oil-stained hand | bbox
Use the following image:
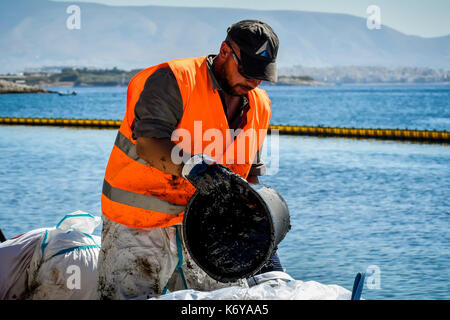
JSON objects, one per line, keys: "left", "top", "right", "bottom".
{"left": 181, "top": 154, "right": 248, "bottom": 197}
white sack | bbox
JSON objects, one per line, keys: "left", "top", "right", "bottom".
{"left": 0, "top": 211, "right": 101, "bottom": 300}
{"left": 150, "top": 271, "right": 352, "bottom": 300}
{"left": 0, "top": 228, "right": 48, "bottom": 299}
{"left": 27, "top": 211, "right": 101, "bottom": 300}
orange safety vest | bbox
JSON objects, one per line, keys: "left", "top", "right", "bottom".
{"left": 101, "top": 56, "right": 271, "bottom": 229}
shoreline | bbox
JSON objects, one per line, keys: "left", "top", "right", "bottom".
{"left": 0, "top": 79, "right": 50, "bottom": 94}
{"left": 331, "top": 81, "right": 450, "bottom": 86}
{"left": 0, "top": 80, "right": 77, "bottom": 95}
{"left": 2, "top": 80, "right": 449, "bottom": 93}
{"left": 43, "top": 81, "right": 450, "bottom": 88}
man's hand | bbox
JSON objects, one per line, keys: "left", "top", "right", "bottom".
{"left": 182, "top": 154, "right": 248, "bottom": 195}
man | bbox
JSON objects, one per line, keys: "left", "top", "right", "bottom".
{"left": 98, "top": 20, "right": 282, "bottom": 300}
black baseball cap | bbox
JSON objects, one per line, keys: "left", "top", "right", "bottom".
{"left": 227, "top": 20, "right": 279, "bottom": 83}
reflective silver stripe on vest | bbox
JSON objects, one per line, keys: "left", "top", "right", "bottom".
{"left": 114, "top": 131, "right": 148, "bottom": 165}
{"left": 102, "top": 180, "right": 185, "bottom": 215}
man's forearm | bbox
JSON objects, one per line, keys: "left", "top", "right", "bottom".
{"left": 136, "top": 136, "right": 260, "bottom": 183}
{"left": 136, "top": 136, "right": 185, "bottom": 177}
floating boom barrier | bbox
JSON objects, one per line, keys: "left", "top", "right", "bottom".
{"left": 0, "top": 117, "right": 448, "bottom": 144}
{"left": 0, "top": 117, "right": 122, "bottom": 128}
{"left": 268, "top": 124, "right": 449, "bottom": 143}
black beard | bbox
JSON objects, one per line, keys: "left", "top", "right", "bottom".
{"left": 216, "top": 71, "right": 236, "bottom": 95}
{"left": 213, "top": 61, "right": 243, "bottom": 96}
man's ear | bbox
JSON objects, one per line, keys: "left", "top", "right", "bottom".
{"left": 219, "top": 41, "right": 229, "bottom": 58}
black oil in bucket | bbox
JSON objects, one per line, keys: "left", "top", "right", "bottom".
{"left": 183, "top": 183, "right": 290, "bottom": 283}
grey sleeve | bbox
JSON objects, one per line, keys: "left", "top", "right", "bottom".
{"left": 248, "top": 146, "right": 267, "bottom": 177}
{"left": 132, "top": 67, "right": 183, "bottom": 140}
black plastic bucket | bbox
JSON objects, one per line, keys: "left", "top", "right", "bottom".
{"left": 182, "top": 184, "right": 291, "bottom": 283}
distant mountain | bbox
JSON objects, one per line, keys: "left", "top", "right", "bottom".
{"left": 1, "top": 0, "right": 449, "bottom": 74}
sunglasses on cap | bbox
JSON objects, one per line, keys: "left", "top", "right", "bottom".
{"left": 225, "top": 41, "right": 252, "bottom": 79}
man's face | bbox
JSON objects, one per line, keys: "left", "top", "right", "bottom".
{"left": 221, "top": 41, "right": 262, "bottom": 96}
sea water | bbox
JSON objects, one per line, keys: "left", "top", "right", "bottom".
{"left": 0, "top": 84, "right": 448, "bottom": 299}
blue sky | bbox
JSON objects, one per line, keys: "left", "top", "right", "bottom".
{"left": 54, "top": 0, "right": 450, "bottom": 38}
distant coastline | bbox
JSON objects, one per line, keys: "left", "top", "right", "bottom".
{"left": 279, "top": 65, "right": 450, "bottom": 85}
{"left": 0, "top": 79, "right": 50, "bottom": 94}
{"left": 1, "top": 66, "right": 449, "bottom": 90}
{"left": 0, "top": 67, "right": 140, "bottom": 89}
{"left": 0, "top": 79, "right": 77, "bottom": 95}
{"left": 270, "top": 75, "right": 326, "bottom": 86}
{"left": 0, "top": 67, "right": 326, "bottom": 88}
